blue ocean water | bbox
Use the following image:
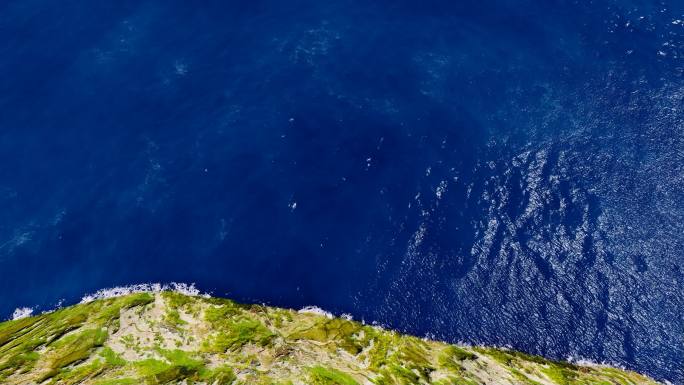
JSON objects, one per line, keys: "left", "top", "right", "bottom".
{"left": 1, "top": 0, "right": 683, "bottom": 382}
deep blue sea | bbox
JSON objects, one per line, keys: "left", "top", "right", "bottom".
{"left": 1, "top": 0, "right": 683, "bottom": 382}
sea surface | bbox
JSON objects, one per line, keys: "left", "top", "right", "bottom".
{"left": 1, "top": 1, "right": 683, "bottom": 383}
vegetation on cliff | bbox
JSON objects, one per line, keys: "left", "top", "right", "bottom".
{"left": 0, "top": 292, "right": 659, "bottom": 385}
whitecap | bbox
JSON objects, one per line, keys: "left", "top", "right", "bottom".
{"left": 11, "top": 307, "right": 33, "bottom": 320}
{"left": 298, "top": 306, "right": 334, "bottom": 319}
{"left": 80, "top": 282, "right": 208, "bottom": 304}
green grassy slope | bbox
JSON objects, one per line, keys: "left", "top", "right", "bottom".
{"left": 0, "top": 292, "right": 660, "bottom": 385}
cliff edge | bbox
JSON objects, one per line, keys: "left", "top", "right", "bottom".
{"left": 0, "top": 292, "right": 660, "bottom": 385}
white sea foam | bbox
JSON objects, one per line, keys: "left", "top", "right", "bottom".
{"left": 80, "top": 282, "right": 208, "bottom": 304}
{"left": 573, "top": 357, "right": 633, "bottom": 371}
{"left": 11, "top": 307, "right": 33, "bottom": 320}
{"left": 298, "top": 306, "right": 334, "bottom": 319}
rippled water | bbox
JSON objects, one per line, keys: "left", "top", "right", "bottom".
{"left": 0, "top": 1, "right": 682, "bottom": 382}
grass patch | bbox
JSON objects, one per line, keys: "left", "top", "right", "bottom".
{"left": 164, "top": 309, "right": 187, "bottom": 327}
{"left": 309, "top": 366, "right": 360, "bottom": 385}
{"left": 203, "top": 318, "right": 274, "bottom": 352}
{"left": 438, "top": 346, "right": 478, "bottom": 374}
{"left": 204, "top": 304, "right": 242, "bottom": 324}
{"left": 289, "top": 317, "right": 363, "bottom": 354}
{"left": 93, "top": 379, "right": 138, "bottom": 385}
{"left": 199, "top": 364, "right": 236, "bottom": 385}
{"left": 99, "top": 347, "right": 126, "bottom": 367}
{"left": 45, "top": 328, "right": 108, "bottom": 371}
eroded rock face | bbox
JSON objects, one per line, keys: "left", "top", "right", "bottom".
{"left": 0, "top": 292, "right": 661, "bottom": 385}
